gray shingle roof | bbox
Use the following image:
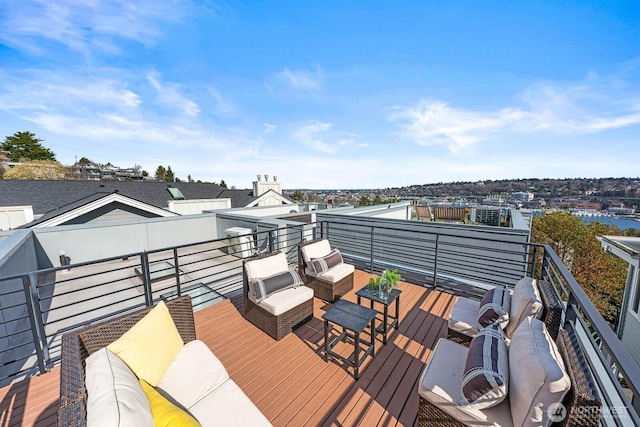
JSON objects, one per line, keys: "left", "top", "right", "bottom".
{"left": 0, "top": 180, "right": 257, "bottom": 214}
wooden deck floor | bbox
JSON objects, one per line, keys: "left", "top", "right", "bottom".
{"left": 0, "top": 270, "right": 456, "bottom": 426}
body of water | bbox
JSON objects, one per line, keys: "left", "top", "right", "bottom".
{"left": 581, "top": 216, "right": 640, "bottom": 231}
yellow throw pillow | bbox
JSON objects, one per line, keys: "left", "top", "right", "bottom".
{"left": 140, "top": 380, "right": 201, "bottom": 427}
{"left": 107, "top": 300, "right": 184, "bottom": 386}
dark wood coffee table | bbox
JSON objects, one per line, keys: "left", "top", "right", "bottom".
{"left": 322, "top": 299, "right": 377, "bottom": 379}
{"left": 356, "top": 286, "right": 401, "bottom": 344}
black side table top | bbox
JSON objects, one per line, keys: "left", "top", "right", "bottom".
{"left": 355, "top": 286, "right": 401, "bottom": 305}
{"left": 322, "top": 299, "right": 377, "bottom": 333}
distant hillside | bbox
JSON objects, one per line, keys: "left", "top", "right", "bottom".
{"left": 392, "top": 177, "right": 640, "bottom": 199}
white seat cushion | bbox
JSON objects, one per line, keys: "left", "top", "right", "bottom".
{"left": 300, "top": 240, "right": 332, "bottom": 263}
{"left": 245, "top": 252, "right": 288, "bottom": 281}
{"left": 157, "top": 340, "right": 229, "bottom": 409}
{"left": 317, "top": 262, "right": 354, "bottom": 283}
{"left": 254, "top": 285, "right": 314, "bottom": 316}
{"left": 418, "top": 338, "right": 514, "bottom": 427}
{"left": 448, "top": 297, "right": 481, "bottom": 337}
{"left": 509, "top": 317, "right": 570, "bottom": 427}
{"left": 189, "top": 379, "right": 273, "bottom": 426}
{"left": 85, "top": 348, "right": 154, "bottom": 427}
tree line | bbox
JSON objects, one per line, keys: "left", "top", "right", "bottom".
{"left": 0, "top": 131, "right": 227, "bottom": 186}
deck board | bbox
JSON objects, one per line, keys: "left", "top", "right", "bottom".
{"left": 0, "top": 269, "right": 456, "bottom": 426}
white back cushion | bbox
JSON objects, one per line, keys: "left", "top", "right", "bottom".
{"left": 157, "top": 340, "right": 229, "bottom": 409}
{"left": 245, "top": 252, "right": 288, "bottom": 281}
{"left": 509, "top": 317, "right": 570, "bottom": 427}
{"left": 301, "top": 240, "right": 332, "bottom": 263}
{"left": 85, "top": 348, "right": 154, "bottom": 427}
{"left": 506, "top": 277, "right": 542, "bottom": 338}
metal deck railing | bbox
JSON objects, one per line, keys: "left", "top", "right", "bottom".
{"left": 0, "top": 219, "right": 638, "bottom": 425}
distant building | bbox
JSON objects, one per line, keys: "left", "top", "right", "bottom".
{"left": 68, "top": 161, "right": 144, "bottom": 181}
{"left": 608, "top": 207, "right": 635, "bottom": 216}
{"left": 547, "top": 199, "right": 602, "bottom": 210}
{"left": 482, "top": 195, "right": 506, "bottom": 206}
{"left": 511, "top": 191, "right": 534, "bottom": 202}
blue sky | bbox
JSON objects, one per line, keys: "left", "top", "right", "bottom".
{"left": 1, "top": 1, "right": 639, "bottom": 189}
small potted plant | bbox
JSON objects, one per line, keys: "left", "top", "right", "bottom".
{"left": 367, "top": 269, "right": 401, "bottom": 300}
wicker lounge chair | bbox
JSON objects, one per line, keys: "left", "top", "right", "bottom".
{"left": 297, "top": 239, "right": 354, "bottom": 302}
{"left": 418, "top": 321, "right": 601, "bottom": 427}
{"left": 58, "top": 296, "right": 196, "bottom": 427}
{"left": 242, "top": 251, "right": 314, "bottom": 340}
{"left": 447, "top": 278, "right": 563, "bottom": 346}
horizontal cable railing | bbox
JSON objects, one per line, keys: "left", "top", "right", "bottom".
{"left": 0, "top": 218, "right": 638, "bottom": 424}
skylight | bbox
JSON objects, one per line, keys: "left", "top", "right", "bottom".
{"left": 167, "top": 186, "right": 185, "bottom": 199}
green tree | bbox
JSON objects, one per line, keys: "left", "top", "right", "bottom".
{"left": 165, "top": 166, "right": 175, "bottom": 182}
{"left": 219, "top": 179, "right": 228, "bottom": 189}
{"left": 373, "top": 194, "right": 383, "bottom": 205}
{"left": 78, "top": 156, "right": 92, "bottom": 165}
{"left": 531, "top": 212, "right": 627, "bottom": 323}
{"left": 291, "top": 190, "right": 304, "bottom": 201}
{"left": 141, "top": 170, "right": 149, "bottom": 177}
{"left": 187, "top": 174, "right": 194, "bottom": 183}
{"left": 359, "top": 195, "right": 371, "bottom": 206}
{"left": 154, "top": 165, "right": 166, "bottom": 181}
{"left": 1, "top": 131, "right": 56, "bottom": 161}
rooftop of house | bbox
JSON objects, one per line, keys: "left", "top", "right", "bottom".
{"left": 0, "top": 180, "right": 257, "bottom": 214}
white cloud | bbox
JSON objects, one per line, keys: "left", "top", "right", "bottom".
{"left": 274, "top": 66, "right": 323, "bottom": 91}
{"left": 263, "top": 123, "right": 277, "bottom": 134}
{"left": 0, "top": 0, "right": 183, "bottom": 57}
{"left": 147, "top": 71, "right": 200, "bottom": 117}
{"left": 0, "top": 70, "right": 257, "bottom": 161}
{"left": 290, "top": 121, "right": 336, "bottom": 153}
{"left": 0, "top": 73, "right": 141, "bottom": 112}
{"left": 389, "top": 75, "right": 640, "bottom": 153}
{"left": 207, "top": 87, "right": 236, "bottom": 116}
{"left": 289, "top": 121, "right": 356, "bottom": 154}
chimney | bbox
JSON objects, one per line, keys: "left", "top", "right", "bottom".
{"left": 253, "top": 174, "right": 282, "bottom": 197}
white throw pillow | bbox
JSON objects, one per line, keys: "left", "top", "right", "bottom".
{"left": 85, "top": 348, "right": 154, "bottom": 427}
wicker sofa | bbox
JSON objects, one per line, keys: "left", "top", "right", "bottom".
{"left": 58, "top": 296, "right": 272, "bottom": 426}
{"left": 447, "top": 277, "right": 563, "bottom": 346}
{"left": 297, "top": 239, "right": 354, "bottom": 302}
{"left": 418, "top": 320, "right": 601, "bottom": 427}
{"left": 243, "top": 251, "right": 314, "bottom": 340}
